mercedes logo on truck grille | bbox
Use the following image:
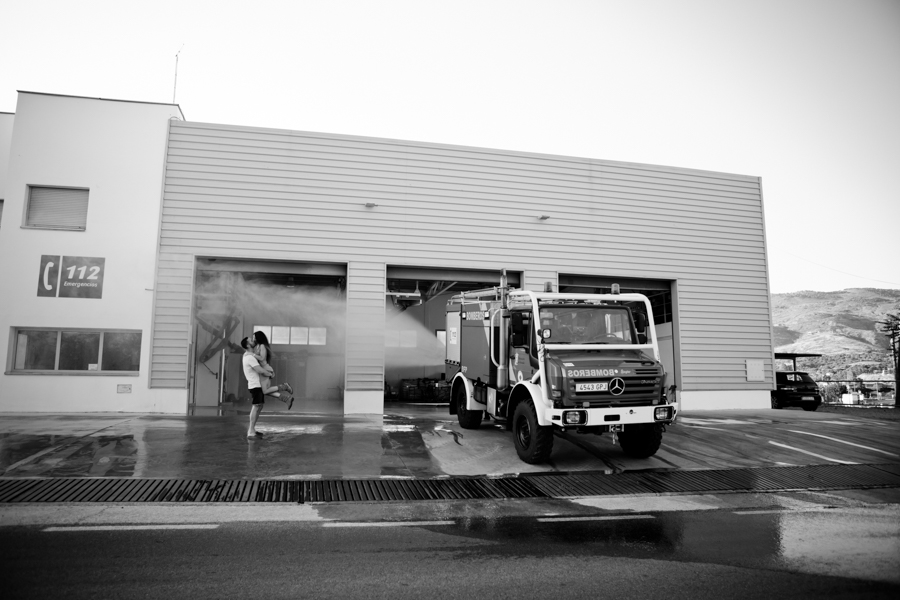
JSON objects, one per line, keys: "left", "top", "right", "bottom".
{"left": 609, "top": 378, "right": 626, "bottom": 396}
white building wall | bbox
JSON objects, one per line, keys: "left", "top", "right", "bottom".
{"left": 153, "top": 121, "right": 774, "bottom": 413}
{"left": 0, "top": 99, "right": 774, "bottom": 414}
{"left": 0, "top": 93, "right": 184, "bottom": 413}
{"left": 0, "top": 112, "right": 14, "bottom": 198}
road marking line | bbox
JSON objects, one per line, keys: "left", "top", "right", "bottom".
{"left": 787, "top": 430, "right": 899, "bottom": 457}
{"left": 768, "top": 441, "right": 858, "bottom": 464}
{"left": 4, "top": 445, "right": 66, "bottom": 473}
{"left": 43, "top": 524, "right": 220, "bottom": 532}
{"left": 733, "top": 510, "right": 786, "bottom": 515}
{"left": 537, "top": 515, "right": 655, "bottom": 522}
{"left": 322, "top": 521, "right": 453, "bottom": 528}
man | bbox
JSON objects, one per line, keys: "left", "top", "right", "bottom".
{"left": 241, "top": 335, "right": 275, "bottom": 438}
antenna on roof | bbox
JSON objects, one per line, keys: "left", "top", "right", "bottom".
{"left": 173, "top": 44, "right": 184, "bottom": 104}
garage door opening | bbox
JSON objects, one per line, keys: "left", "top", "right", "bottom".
{"left": 559, "top": 274, "right": 677, "bottom": 390}
{"left": 190, "top": 259, "right": 346, "bottom": 416}
{"left": 384, "top": 268, "right": 520, "bottom": 404}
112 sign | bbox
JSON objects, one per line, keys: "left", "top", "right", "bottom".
{"left": 37, "top": 255, "right": 106, "bottom": 299}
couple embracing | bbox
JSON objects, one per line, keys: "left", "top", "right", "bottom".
{"left": 241, "top": 331, "right": 296, "bottom": 438}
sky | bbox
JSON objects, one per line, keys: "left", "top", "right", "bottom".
{"left": 1, "top": 0, "right": 898, "bottom": 294}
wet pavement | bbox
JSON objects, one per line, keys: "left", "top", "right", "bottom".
{"left": 1, "top": 404, "right": 898, "bottom": 481}
{"left": 4, "top": 405, "right": 899, "bottom": 599}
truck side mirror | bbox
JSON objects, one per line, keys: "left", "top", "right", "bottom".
{"left": 637, "top": 333, "right": 647, "bottom": 344}
{"left": 635, "top": 313, "right": 647, "bottom": 331}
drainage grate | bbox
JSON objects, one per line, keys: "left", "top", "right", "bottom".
{"left": 523, "top": 463, "right": 900, "bottom": 497}
{"left": 303, "top": 476, "right": 544, "bottom": 503}
{"left": 0, "top": 463, "right": 898, "bottom": 504}
{"left": 0, "top": 479, "right": 302, "bottom": 503}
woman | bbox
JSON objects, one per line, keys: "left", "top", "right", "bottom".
{"left": 251, "top": 330, "right": 294, "bottom": 409}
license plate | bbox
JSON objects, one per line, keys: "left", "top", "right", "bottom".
{"left": 576, "top": 382, "right": 608, "bottom": 392}
{"left": 608, "top": 424, "right": 623, "bottom": 432}
{"left": 801, "top": 396, "right": 814, "bottom": 400}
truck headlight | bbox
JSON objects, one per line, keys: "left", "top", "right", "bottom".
{"left": 563, "top": 411, "right": 586, "bottom": 425}
{"left": 547, "top": 360, "right": 564, "bottom": 398}
{"left": 654, "top": 406, "right": 672, "bottom": 421}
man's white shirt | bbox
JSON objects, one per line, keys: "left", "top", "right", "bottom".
{"left": 242, "top": 352, "right": 262, "bottom": 389}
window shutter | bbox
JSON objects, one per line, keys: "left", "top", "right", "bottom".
{"left": 27, "top": 187, "right": 89, "bottom": 229}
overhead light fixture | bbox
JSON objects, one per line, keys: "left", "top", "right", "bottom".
{"left": 539, "top": 215, "right": 550, "bottom": 220}
{"left": 365, "top": 202, "right": 377, "bottom": 208}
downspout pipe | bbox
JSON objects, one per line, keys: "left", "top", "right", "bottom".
{"left": 497, "top": 269, "right": 509, "bottom": 390}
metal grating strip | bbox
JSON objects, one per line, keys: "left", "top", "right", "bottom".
{"left": 1, "top": 463, "right": 898, "bottom": 504}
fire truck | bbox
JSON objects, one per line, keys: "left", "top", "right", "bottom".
{"left": 445, "top": 272, "right": 675, "bottom": 464}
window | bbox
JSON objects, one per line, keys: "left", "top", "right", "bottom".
{"left": 25, "top": 186, "right": 89, "bottom": 230}
{"left": 11, "top": 329, "right": 141, "bottom": 374}
{"left": 253, "top": 325, "right": 326, "bottom": 346}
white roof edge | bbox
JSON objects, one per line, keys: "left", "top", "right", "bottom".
{"left": 18, "top": 91, "right": 184, "bottom": 118}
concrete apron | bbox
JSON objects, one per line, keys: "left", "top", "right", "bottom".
{"left": 0, "top": 403, "right": 634, "bottom": 479}
{"left": 1, "top": 405, "right": 897, "bottom": 481}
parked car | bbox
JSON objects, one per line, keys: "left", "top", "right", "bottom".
{"left": 772, "top": 371, "right": 822, "bottom": 411}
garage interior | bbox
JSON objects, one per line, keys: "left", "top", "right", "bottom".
{"left": 190, "top": 259, "right": 347, "bottom": 416}
{"left": 558, "top": 274, "right": 677, "bottom": 390}
{"left": 384, "top": 268, "right": 520, "bottom": 404}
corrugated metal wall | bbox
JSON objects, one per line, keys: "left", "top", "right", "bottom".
{"left": 345, "top": 262, "right": 386, "bottom": 392}
{"left": 152, "top": 120, "right": 772, "bottom": 393}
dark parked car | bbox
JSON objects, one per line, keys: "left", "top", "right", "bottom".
{"left": 772, "top": 371, "right": 822, "bottom": 411}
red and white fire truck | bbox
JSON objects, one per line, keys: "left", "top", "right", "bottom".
{"left": 445, "top": 272, "right": 676, "bottom": 464}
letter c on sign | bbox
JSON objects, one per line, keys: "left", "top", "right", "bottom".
{"left": 43, "top": 262, "right": 55, "bottom": 291}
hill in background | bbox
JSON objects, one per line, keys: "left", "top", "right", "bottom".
{"left": 771, "top": 288, "right": 899, "bottom": 380}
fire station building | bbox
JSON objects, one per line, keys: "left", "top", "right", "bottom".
{"left": 0, "top": 92, "right": 775, "bottom": 415}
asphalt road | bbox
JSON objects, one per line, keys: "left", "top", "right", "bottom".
{"left": 4, "top": 501, "right": 899, "bottom": 600}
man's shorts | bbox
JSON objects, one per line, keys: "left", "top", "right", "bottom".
{"left": 250, "top": 387, "right": 265, "bottom": 405}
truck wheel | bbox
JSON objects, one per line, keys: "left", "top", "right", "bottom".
{"left": 618, "top": 424, "right": 662, "bottom": 459}
{"left": 513, "top": 400, "right": 553, "bottom": 464}
{"left": 455, "top": 385, "right": 483, "bottom": 429}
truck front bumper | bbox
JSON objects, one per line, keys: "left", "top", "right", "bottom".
{"left": 544, "top": 404, "right": 676, "bottom": 427}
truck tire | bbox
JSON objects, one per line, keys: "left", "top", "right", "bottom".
{"left": 513, "top": 400, "right": 553, "bottom": 464}
{"left": 618, "top": 424, "right": 662, "bottom": 459}
{"left": 456, "top": 385, "right": 483, "bottom": 429}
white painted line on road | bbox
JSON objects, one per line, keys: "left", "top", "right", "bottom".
{"left": 682, "top": 426, "right": 733, "bottom": 432}
{"left": 787, "top": 430, "right": 899, "bottom": 457}
{"left": 768, "top": 441, "right": 858, "bottom": 464}
{"left": 537, "top": 515, "right": 656, "bottom": 522}
{"left": 814, "top": 420, "right": 884, "bottom": 426}
{"left": 43, "top": 524, "right": 220, "bottom": 532}
{"left": 733, "top": 510, "right": 786, "bottom": 515}
{"left": 322, "top": 521, "right": 454, "bottom": 528}
{"left": 679, "top": 418, "right": 749, "bottom": 425}
{"left": 4, "top": 446, "right": 64, "bottom": 473}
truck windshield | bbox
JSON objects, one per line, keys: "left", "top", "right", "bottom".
{"left": 538, "top": 305, "right": 634, "bottom": 344}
